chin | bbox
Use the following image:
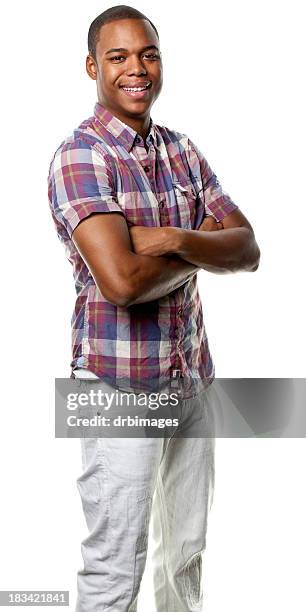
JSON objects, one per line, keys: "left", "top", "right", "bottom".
{"left": 120, "top": 101, "right": 151, "bottom": 115}
{"left": 126, "top": 103, "right": 151, "bottom": 113}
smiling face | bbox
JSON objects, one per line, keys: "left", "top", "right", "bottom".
{"left": 86, "top": 18, "right": 163, "bottom": 131}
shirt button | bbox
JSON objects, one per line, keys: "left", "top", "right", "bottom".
{"left": 143, "top": 165, "right": 150, "bottom": 173}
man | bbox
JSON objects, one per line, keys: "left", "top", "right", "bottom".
{"left": 48, "top": 5, "right": 260, "bottom": 611}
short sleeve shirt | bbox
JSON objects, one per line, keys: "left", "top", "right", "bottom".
{"left": 48, "top": 102, "right": 239, "bottom": 396}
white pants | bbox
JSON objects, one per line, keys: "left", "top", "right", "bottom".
{"left": 74, "top": 369, "right": 216, "bottom": 612}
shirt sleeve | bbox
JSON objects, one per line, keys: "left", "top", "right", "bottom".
{"left": 185, "top": 137, "right": 239, "bottom": 223}
{"left": 48, "top": 138, "right": 124, "bottom": 240}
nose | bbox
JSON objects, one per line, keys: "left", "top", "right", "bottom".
{"left": 125, "top": 54, "right": 147, "bottom": 76}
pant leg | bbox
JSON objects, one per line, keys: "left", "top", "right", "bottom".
{"left": 151, "top": 383, "right": 216, "bottom": 612}
{"left": 73, "top": 369, "right": 167, "bottom": 612}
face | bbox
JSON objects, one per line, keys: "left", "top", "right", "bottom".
{"left": 86, "top": 19, "right": 163, "bottom": 126}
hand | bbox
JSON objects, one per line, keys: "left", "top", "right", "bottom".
{"left": 198, "top": 215, "right": 224, "bottom": 231}
{"left": 129, "top": 226, "right": 180, "bottom": 257}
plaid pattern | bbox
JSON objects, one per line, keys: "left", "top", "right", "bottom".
{"left": 48, "top": 102, "right": 238, "bottom": 395}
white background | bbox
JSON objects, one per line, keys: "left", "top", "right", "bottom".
{"left": 0, "top": 0, "right": 305, "bottom": 610}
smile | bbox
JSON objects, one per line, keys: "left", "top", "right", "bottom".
{"left": 120, "top": 82, "right": 152, "bottom": 98}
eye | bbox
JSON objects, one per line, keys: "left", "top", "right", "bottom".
{"left": 110, "top": 55, "right": 126, "bottom": 62}
{"left": 143, "top": 53, "right": 160, "bottom": 60}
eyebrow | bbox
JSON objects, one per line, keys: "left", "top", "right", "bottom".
{"left": 105, "top": 45, "right": 160, "bottom": 55}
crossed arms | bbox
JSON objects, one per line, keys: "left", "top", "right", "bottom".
{"left": 71, "top": 208, "right": 260, "bottom": 307}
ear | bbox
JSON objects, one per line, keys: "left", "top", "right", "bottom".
{"left": 86, "top": 55, "right": 97, "bottom": 81}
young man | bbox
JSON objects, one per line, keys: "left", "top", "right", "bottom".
{"left": 48, "top": 6, "right": 260, "bottom": 611}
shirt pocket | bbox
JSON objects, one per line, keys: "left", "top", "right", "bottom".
{"left": 172, "top": 181, "right": 198, "bottom": 229}
{"left": 118, "top": 188, "right": 160, "bottom": 228}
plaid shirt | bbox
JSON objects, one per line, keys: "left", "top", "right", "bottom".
{"left": 48, "top": 102, "right": 238, "bottom": 396}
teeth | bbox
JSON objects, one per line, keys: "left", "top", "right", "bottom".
{"left": 122, "top": 83, "right": 150, "bottom": 92}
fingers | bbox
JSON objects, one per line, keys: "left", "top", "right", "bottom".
{"left": 199, "top": 216, "right": 224, "bottom": 231}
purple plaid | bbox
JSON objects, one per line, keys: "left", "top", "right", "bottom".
{"left": 48, "top": 102, "right": 238, "bottom": 394}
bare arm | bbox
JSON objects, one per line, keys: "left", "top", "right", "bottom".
{"left": 72, "top": 213, "right": 199, "bottom": 307}
{"left": 129, "top": 209, "right": 260, "bottom": 274}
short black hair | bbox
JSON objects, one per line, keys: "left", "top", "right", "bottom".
{"left": 88, "top": 5, "right": 159, "bottom": 60}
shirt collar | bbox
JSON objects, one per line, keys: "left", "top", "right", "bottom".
{"left": 94, "top": 101, "right": 157, "bottom": 152}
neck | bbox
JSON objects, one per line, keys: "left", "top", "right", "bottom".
{"left": 125, "top": 116, "right": 151, "bottom": 141}
{"left": 99, "top": 101, "right": 151, "bottom": 140}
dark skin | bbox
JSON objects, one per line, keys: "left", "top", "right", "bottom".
{"left": 73, "top": 18, "right": 260, "bottom": 307}
{"left": 86, "top": 18, "right": 163, "bottom": 140}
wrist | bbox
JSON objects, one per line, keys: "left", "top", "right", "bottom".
{"left": 164, "top": 227, "right": 186, "bottom": 255}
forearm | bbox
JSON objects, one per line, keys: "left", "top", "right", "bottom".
{"left": 129, "top": 221, "right": 260, "bottom": 275}
{"left": 125, "top": 252, "right": 199, "bottom": 305}
{"left": 174, "top": 226, "right": 260, "bottom": 273}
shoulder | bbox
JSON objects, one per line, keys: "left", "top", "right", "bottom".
{"left": 154, "top": 123, "right": 202, "bottom": 162}
{"left": 48, "top": 114, "right": 108, "bottom": 175}
{"left": 154, "top": 123, "right": 191, "bottom": 149}
{"left": 153, "top": 123, "right": 204, "bottom": 179}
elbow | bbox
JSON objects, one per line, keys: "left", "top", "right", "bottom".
{"left": 103, "top": 283, "right": 136, "bottom": 308}
{"left": 95, "top": 277, "right": 136, "bottom": 308}
{"left": 106, "top": 265, "right": 146, "bottom": 307}
{"left": 240, "top": 231, "right": 261, "bottom": 273}
{"left": 116, "top": 291, "right": 136, "bottom": 308}
{"left": 226, "top": 248, "right": 260, "bottom": 274}
{"left": 250, "top": 258, "right": 260, "bottom": 272}
{"left": 240, "top": 248, "right": 260, "bottom": 273}
{"left": 116, "top": 283, "right": 142, "bottom": 307}
{"left": 95, "top": 254, "right": 146, "bottom": 308}
{"left": 248, "top": 243, "right": 261, "bottom": 272}
{"left": 94, "top": 255, "right": 144, "bottom": 307}
{"left": 109, "top": 294, "right": 134, "bottom": 308}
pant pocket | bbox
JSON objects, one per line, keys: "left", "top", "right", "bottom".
{"left": 132, "top": 494, "right": 152, "bottom": 552}
{"left": 129, "top": 494, "right": 152, "bottom": 601}
{"left": 183, "top": 551, "right": 203, "bottom": 609}
{"left": 76, "top": 438, "right": 104, "bottom": 529}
